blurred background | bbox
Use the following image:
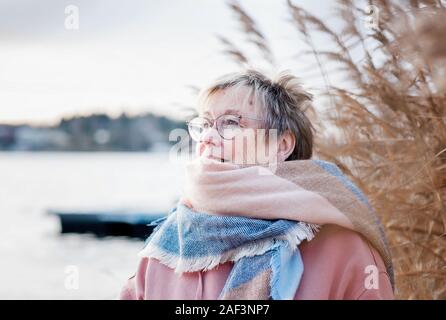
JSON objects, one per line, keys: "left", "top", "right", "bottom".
{"left": 0, "top": 0, "right": 444, "bottom": 299}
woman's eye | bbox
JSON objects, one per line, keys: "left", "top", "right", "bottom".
{"left": 223, "top": 119, "right": 239, "bottom": 126}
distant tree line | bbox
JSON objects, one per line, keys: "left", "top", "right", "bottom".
{"left": 0, "top": 112, "right": 187, "bottom": 151}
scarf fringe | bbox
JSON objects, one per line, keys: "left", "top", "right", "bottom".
{"left": 138, "top": 222, "right": 319, "bottom": 273}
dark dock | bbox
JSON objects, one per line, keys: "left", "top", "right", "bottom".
{"left": 48, "top": 209, "right": 166, "bottom": 239}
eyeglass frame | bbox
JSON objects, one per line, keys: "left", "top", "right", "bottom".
{"left": 186, "top": 113, "right": 264, "bottom": 141}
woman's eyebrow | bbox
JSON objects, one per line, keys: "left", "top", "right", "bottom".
{"left": 222, "top": 108, "right": 241, "bottom": 116}
{"left": 202, "top": 109, "right": 241, "bottom": 118}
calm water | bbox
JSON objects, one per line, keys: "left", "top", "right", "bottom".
{"left": 0, "top": 152, "right": 186, "bottom": 299}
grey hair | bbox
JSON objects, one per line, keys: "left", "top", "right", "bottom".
{"left": 197, "top": 69, "right": 315, "bottom": 160}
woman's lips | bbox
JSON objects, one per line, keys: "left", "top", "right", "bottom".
{"left": 199, "top": 144, "right": 226, "bottom": 162}
{"left": 209, "top": 156, "right": 226, "bottom": 162}
{"left": 203, "top": 154, "right": 227, "bottom": 163}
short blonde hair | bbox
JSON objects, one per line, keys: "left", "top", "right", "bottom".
{"left": 197, "top": 69, "right": 315, "bottom": 160}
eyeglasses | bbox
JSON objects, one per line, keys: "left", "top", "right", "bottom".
{"left": 187, "top": 114, "right": 263, "bottom": 141}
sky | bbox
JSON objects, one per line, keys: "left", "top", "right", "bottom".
{"left": 0, "top": 0, "right": 345, "bottom": 125}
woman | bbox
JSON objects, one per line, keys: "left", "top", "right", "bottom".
{"left": 120, "top": 70, "right": 394, "bottom": 300}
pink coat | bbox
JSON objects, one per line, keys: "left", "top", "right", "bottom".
{"left": 120, "top": 225, "right": 394, "bottom": 300}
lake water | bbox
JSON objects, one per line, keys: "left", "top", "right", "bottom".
{"left": 0, "top": 152, "right": 186, "bottom": 299}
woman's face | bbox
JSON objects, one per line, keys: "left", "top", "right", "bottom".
{"left": 196, "top": 87, "right": 275, "bottom": 164}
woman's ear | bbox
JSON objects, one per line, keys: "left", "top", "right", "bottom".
{"left": 277, "top": 130, "right": 296, "bottom": 162}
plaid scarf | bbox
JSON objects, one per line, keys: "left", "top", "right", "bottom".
{"left": 139, "top": 202, "right": 317, "bottom": 299}
{"left": 138, "top": 157, "right": 393, "bottom": 299}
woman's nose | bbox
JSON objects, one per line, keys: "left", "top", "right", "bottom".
{"left": 200, "top": 127, "right": 221, "bottom": 146}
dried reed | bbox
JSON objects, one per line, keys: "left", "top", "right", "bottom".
{"left": 221, "top": 0, "right": 446, "bottom": 299}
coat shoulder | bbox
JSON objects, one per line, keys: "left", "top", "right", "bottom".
{"left": 296, "top": 225, "right": 394, "bottom": 300}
